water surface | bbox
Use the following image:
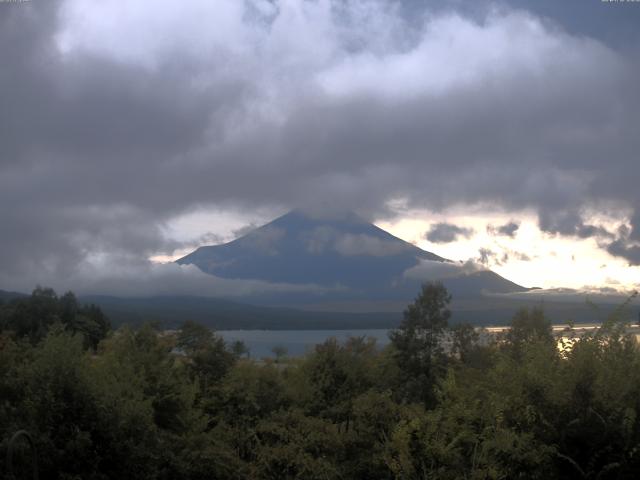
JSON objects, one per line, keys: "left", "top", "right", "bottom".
{"left": 219, "top": 324, "right": 640, "bottom": 359}
{"left": 219, "top": 329, "right": 390, "bottom": 358}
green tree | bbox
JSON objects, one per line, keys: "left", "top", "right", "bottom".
{"left": 231, "top": 339, "right": 249, "bottom": 358}
{"left": 301, "top": 336, "right": 378, "bottom": 427}
{"left": 61, "top": 292, "right": 110, "bottom": 349}
{"left": 272, "top": 345, "right": 288, "bottom": 363}
{"left": 389, "top": 282, "right": 451, "bottom": 406}
{"left": 450, "top": 322, "right": 480, "bottom": 365}
{"left": 0, "top": 288, "right": 110, "bottom": 349}
{"left": 252, "top": 409, "right": 342, "bottom": 480}
{"left": 501, "top": 306, "right": 554, "bottom": 360}
{"left": 3, "top": 286, "right": 60, "bottom": 343}
{"left": 177, "top": 320, "right": 236, "bottom": 392}
{"left": 208, "top": 361, "right": 291, "bottom": 469}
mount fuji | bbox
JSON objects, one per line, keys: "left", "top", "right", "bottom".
{"left": 177, "top": 210, "right": 528, "bottom": 308}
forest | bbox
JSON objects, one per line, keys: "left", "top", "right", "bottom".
{"left": 1, "top": 284, "right": 640, "bottom": 479}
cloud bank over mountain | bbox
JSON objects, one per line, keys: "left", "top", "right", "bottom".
{"left": 1, "top": 0, "right": 640, "bottom": 291}
{"left": 304, "top": 227, "right": 414, "bottom": 257}
{"left": 403, "top": 259, "right": 484, "bottom": 282}
{"left": 3, "top": 259, "right": 336, "bottom": 299}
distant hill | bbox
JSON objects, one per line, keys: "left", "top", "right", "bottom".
{"left": 79, "top": 295, "right": 400, "bottom": 330}
{"left": 80, "top": 294, "right": 631, "bottom": 331}
{"left": 2, "top": 289, "right": 631, "bottom": 331}
{"left": 0, "top": 289, "right": 28, "bottom": 302}
{"left": 177, "top": 209, "right": 529, "bottom": 305}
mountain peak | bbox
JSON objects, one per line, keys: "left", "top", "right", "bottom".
{"left": 266, "top": 209, "right": 370, "bottom": 230}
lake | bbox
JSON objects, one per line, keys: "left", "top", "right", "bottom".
{"left": 219, "top": 324, "right": 640, "bottom": 359}
{"left": 219, "top": 329, "right": 391, "bottom": 358}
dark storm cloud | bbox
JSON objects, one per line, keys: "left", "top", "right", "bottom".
{"left": 607, "top": 239, "right": 640, "bottom": 266}
{"left": 2, "top": 0, "right": 640, "bottom": 292}
{"left": 426, "top": 223, "right": 474, "bottom": 244}
{"left": 0, "top": 0, "right": 247, "bottom": 288}
{"left": 487, "top": 221, "right": 520, "bottom": 238}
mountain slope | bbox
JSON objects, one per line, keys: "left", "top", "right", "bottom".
{"left": 177, "top": 210, "right": 528, "bottom": 304}
{"left": 179, "top": 210, "right": 441, "bottom": 286}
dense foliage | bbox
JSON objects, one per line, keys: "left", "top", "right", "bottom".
{"left": 1, "top": 284, "right": 640, "bottom": 479}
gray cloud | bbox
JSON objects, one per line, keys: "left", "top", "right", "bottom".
{"left": 489, "top": 286, "right": 636, "bottom": 304}
{"left": 403, "top": 259, "right": 484, "bottom": 281}
{"left": 478, "top": 248, "right": 498, "bottom": 266}
{"left": 0, "top": 256, "right": 336, "bottom": 299}
{"left": 239, "top": 227, "right": 285, "bottom": 256}
{"left": 607, "top": 239, "right": 640, "bottom": 266}
{"left": 232, "top": 223, "right": 259, "bottom": 239}
{"left": 477, "top": 247, "right": 530, "bottom": 267}
{"left": 426, "top": 223, "right": 474, "bottom": 244}
{"left": 80, "top": 263, "right": 336, "bottom": 299}
{"left": 487, "top": 221, "right": 520, "bottom": 238}
{"left": 303, "top": 226, "right": 336, "bottom": 255}
{"left": 538, "top": 210, "right": 616, "bottom": 240}
{"left": 605, "top": 212, "right": 640, "bottom": 265}
{"left": 165, "top": 231, "right": 228, "bottom": 256}
{"left": 303, "top": 227, "right": 411, "bottom": 257}
{"left": 334, "top": 234, "right": 412, "bottom": 257}
{"left": 2, "top": 0, "right": 640, "bottom": 290}
{"left": 511, "top": 251, "right": 532, "bottom": 262}
{"left": 197, "top": 232, "right": 226, "bottom": 245}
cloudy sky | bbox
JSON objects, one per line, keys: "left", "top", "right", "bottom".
{"left": 1, "top": 0, "right": 640, "bottom": 295}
